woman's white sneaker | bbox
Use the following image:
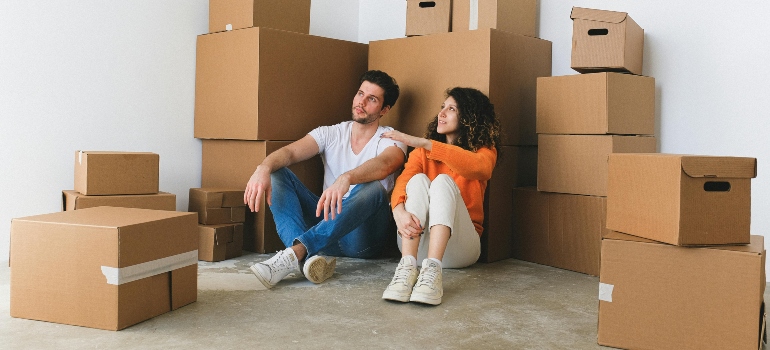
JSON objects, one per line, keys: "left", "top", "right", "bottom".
{"left": 382, "top": 257, "right": 419, "bottom": 302}
{"left": 409, "top": 259, "right": 443, "bottom": 305}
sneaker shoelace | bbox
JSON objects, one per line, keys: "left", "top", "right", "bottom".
{"left": 415, "top": 264, "right": 439, "bottom": 288}
{"left": 267, "top": 251, "right": 294, "bottom": 272}
{"left": 390, "top": 262, "right": 414, "bottom": 286}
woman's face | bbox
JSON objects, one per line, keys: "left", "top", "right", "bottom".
{"left": 437, "top": 96, "right": 460, "bottom": 138}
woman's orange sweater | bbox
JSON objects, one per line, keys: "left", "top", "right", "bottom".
{"left": 390, "top": 140, "right": 497, "bottom": 236}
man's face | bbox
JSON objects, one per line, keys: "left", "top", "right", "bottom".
{"left": 351, "top": 81, "right": 389, "bottom": 125}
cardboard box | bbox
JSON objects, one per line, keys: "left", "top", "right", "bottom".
{"left": 208, "top": 0, "right": 310, "bottom": 34}
{"left": 511, "top": 187, "right": 608, "bottom": 276}
{"left": 62, "top": 190, "right": 176, "bottom": 211}
{"left": 480, "top": 146, "right": 537, "bottom": 263}
{"left": 607, "top": 153, "right": 757, "bottom": 246}
{"left": 195, "top": 27, "right": 368, "bottom": 141}
{"left": 406, "top": 0, "right": 452, "bottom": 36}
{"left": 537, "top": 134, "right": 656, "bottom": 196}
{"left": 536, "top": 73, "right": 655, "bottom": 135}
{"left": 189, "top": 188, "right": 247, "bottom": 225}
{"left": 452, "top": 0, "right": 536, "bottom": 37}
{"left": 570, "top": 7, "right": 644, "bottom": 75}
{"left": 598, "top": 232, "right": 766, "bottom": 350}
{"left": 74, "top": 151, "right": 159, "bottom": 196}
{"left": 198, "top": 223, "right": 244, "bottom": 262}
{"left": 10, "top": 207, "right": 198, "bottom": 330}
{"left": 369, "top": 29, "right": 551, "bottom": 146}
{"left": 201, "top": 139, "right": 324, "bottom": 253}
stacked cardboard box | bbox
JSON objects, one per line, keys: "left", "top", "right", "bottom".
{"left": 406, "top": 0, "right": 537, "bottom": 37}
{"left": 189, "top": 188, "right": 246, "bottom": 262}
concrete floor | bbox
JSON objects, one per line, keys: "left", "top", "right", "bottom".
{"left": 2, "top": 253, "right": 764, "bottom": 349}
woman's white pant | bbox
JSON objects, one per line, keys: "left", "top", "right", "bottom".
{"left": 397, "top": 173, "right": 480, "bottom": 268}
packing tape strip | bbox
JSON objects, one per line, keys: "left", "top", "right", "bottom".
{"left": 469, "top": 0, "right": 479, "bottom": 30}
{"left": 101, "top": 250, "right": 198, "bottom": 286}
{"left": 598, "top": 282, "right": 614, "bottom": 302}
{"left": 78, "top": 150, "right": 83, "bottom": 164}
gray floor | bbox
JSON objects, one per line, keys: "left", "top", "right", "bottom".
{"left": 2, "top": 254, "right": 763, "bottom": 349}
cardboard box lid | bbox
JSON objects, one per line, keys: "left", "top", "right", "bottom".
{"left": 604, "top": 231, "right": 763, "bottom": 254}
{"left": 190, "top": 188, "right": 245, "bottom": 208}
{"left": 680, "top": 155, "right": 757, "bottom": 178}
{"left": 570, "top": 7, "right": 628, "bottom": 24}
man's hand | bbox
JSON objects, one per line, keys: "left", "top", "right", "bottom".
{"left": 316, "top": 174, "right": 351, "bottom": 221}
{"left": 381, "top": 130, "right": 431, "bottom": 150}
{"left": 244, "top": 165, "right": 272, "bottom": 213}
{"left": 393, "top": 204, "right": 423, "bottom": 239}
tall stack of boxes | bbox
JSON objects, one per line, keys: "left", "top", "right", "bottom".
{"left": 194, "top": 0, "right": 368, "bottom": 253}
{"left": 371, "top": 0, "right": 549, "bottom": 262}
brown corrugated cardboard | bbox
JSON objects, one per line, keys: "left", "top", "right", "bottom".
{"left": 511, "top": 187, "right": 608, "bottom": 276}
{"left": 208, "top": 0, "right": 310, "bottom": 34}
{"left": 536, "top": 73, "right": 655, "bottom": 135}
{"left": 74, "top": 151, "right": 159, "bottom": 196}
{"left": 480, "top": 146, "right": 537, "bottom": 262}
{"left": 189, "top": 188, "right": 247, "bottom": 225}
{"left": 201, "top": 139, "right": 324, "bottom": 253}
{"left": 570, "top": 7, "right": 644, "bottom": 75}
{"left": 62, "top": 190, "right": 176, "bottom": 211}
{"left": 607, "top": 153, "right": 757, "bottom": 246}
{"left": 598, "top": 232, "right": 766, "bottom": 349}
{"left": 195, "top": 27, "right": 368, "bottom": 141}
{"left": 9, "top": 207, "right": 198, "bottom": 330}
{"left": 369, "top": 29, "right": 551, "bottom": 146}
{"left": 537, "top": 134, "right": 656, "bottom": 196}
{"left": 198, "top": 223, "right": 244, "bottom": 262}
{"left": 406, "top": 0, "right": 452, "bottom": 36}
{"left": 452, "top": 0, "right": 536, "bottom": 37}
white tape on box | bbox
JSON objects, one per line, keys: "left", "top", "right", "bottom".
{"left": 101, "top": 250, "right": 198, "bottom": 286}
{"left": 226, "top": 24, "right": 232, "bottom": 31}
{"left": 469, "top": 0, "right": 479, "bottom": 30}
{"left": 78, "top": 150, "right": 83, "bottom": 164}
{"left": 598, "top": 282, "right": 614, "bottom": 302}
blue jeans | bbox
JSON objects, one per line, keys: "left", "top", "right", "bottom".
{"left": 269, "top": 167, "right": 391, "bottom": 259}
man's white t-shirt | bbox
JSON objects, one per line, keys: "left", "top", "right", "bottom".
{"left": 309, "top": 121, "right": 408, "bottom": 198}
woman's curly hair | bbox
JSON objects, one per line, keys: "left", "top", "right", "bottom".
{"left": 425, "top": 87, "right": 501, "bottom": 154}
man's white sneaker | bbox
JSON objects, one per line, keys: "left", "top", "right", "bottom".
{"left": 409, "top": 259, "right": 443, "bottom": 305}
{"left": 382, "top": 256, "right": 418, "bottom": 302}
{"left": 302, "top": 255, "right": 336, "bottom": 284}
{"left": 249, "top": 248, "right": 300, "bottom": 289}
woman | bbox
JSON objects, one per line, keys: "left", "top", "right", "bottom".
{"left": 380, "top": 87, "right": 500, "bottom": 305}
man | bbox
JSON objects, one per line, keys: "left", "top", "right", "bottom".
{"left": 244, "top": 70, "right": 406, "bottom": 289}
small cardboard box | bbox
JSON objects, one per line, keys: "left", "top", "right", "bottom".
{"left": 198, "top": 223, "right": 244, "bottom": 262}
{"left": 62, "top": 190, "right": 176, "bottom": 211}
{"left": 74, "top": 151, "right": 159, "bottom": 196}
{"left": 536, "top": 73, "right": 655, "bottom": 135}
{"left": 537, "top": 134, "right": 656, "bottom": 196}
{"left": 570, "top": 7, "right": 644, "bottom": 75}
{"left": 189, "top": 188, "right": 247, "bottom": 225}
{"left": 452, "top": 0, "right": 536, "bottom": 37}
{"left": 10, "top": 207, "right": 198, "bottom": 330}
{"left": 406, "top": 0, "right": 452, "bottom": 37}
{"left": 195, "top": 27, "right": 368, "bottom": 141}
{"left": 511, "top": 187, "right": 609, "bottom": 276}
{"left": 607, "top": 153, "right": 757, "bottom": 245}
{"left": 598, "top": 232, "right": 766, "bottom": 350}
{"left": 370, "top": 29, "right": 551, "bottom": 146}
{"left": 201, "top": 139, "right": 324, "bottom": 253}
{"left": 208, "top": 0, "right": 310, "bottom": 34}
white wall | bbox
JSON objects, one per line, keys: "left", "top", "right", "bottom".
{"left": 358, "top": 0, "right": 406, "bottom": 43}
{"left": 310, "top": 0, "right": 360, "bottom": 42}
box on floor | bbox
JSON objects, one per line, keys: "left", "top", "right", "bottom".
{"left": 198, "top": 223, "right": 244, "bottom": 262}
{"left": 570, "top": 7, "right": 644, "bottom": 75}
{"left": 74, "top": 151, "right": 159, "bottom": 196}
{"left": 62, "top": 190, "right": 176, "bottom": 211}
{"left": 208, "top": 0, "right": 310, "bottom": 34}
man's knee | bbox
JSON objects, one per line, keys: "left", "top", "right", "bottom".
{"left": 351, "top": 180, "right": 387, "bottom": 201}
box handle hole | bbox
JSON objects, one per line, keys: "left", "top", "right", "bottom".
{"left": 704, "top": 181, "right": 731, "bottom": 192}
{"left": 419, "top": 1, "right": 436, "bottom": 8}
{"left": 588, "top": 29, "right": 609, "bottom": 36}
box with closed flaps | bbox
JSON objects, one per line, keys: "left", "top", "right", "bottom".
{"left": 537, "top": 134, "right": 656, "bottom": 196}
{"left": 598, "top": 231, "right": 766, "bottom": 350}
{"left": 452, "top": 0, "right": 536, "bottom": 37}
{"left": 536, "top": 73, "right": 655, "bottom": 135}
{"left": 370, "top": 29, "right": 551, "bottom": 146}
{"left": 198, "top": 223, "right": 244, "bottom": 262}
{"left": 189, "top": 188, "right": 247, "bottom": 225}
{"left": 406, "top": 0, "right": 452, "bottom": 37}
{"left": 62, "top": 190, "right": 176, "bottom": 211}
{"left": 208, "top": 0, "right": 310, "bottom": 34}
{"left": 570, "top": 7, "right": 644, "bottom": 75}
{"left": 10, "top": 206, "right": 198, "bottom": 331}
{"left": 74, "top": 151, "right": 159, "bottom": 196}
{"left": 607, "top": 153, "right": 757, "bottom": 246}
{"left": 195, "top": 27, "right": 368, "bottom": 141}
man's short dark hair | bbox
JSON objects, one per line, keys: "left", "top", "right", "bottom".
{"left": 360, "top": 70, "right": 399, "bottom": 110}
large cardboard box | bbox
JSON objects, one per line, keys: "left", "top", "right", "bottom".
{"left": 62, "top": 190, "right": 176, "bottom": 211}
{"left": 452, "top": 0, "right": 536, "bottom": 37}
{"left": 208, "top": 0, "right": 310, "bottom": 34}
{"left": 537, "top": 134, "right": 656, "bottom": 196}
{"left": 607, "top": 153, "right": 757, "bottom": 246}
{"left": 198, "top": 223, "right": 244, "bottom": 262}
{"left": 570, "top": 7, "right": 644, "bottom": 75}
{"left": 598, "top": 232, "right": 766, "bottom": 350}
{"left": 195, "top": 27, "right": 368, "bottom": 141}
{"left": 10, "top": 207, "right": 198, "bottom": 330}
{"left": 74, "top": 151, "right": 159, "bottom": 196}
{"left": 201, "top": 139, "right": 324, "bottom": 253}
{"left": 511, "top": 187, "right": 608, "bottom": 276}
{"left": 189, "top": 188, "right": 247, "bottom": 225}
{"left": 406, "top": 0, "right": 452, "bottom": 36}
{"left": 479, "top": 146, "right": 537, "bottom": 262}
{"left": 536, "top": 73, "right": 655, "bottom": 135}
{"left": 370, "top": 29, "right": 551, "bottom": 146}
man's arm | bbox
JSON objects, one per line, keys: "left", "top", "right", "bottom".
{"left": 244, "top": 134, "right": 320, "bottom": 212}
